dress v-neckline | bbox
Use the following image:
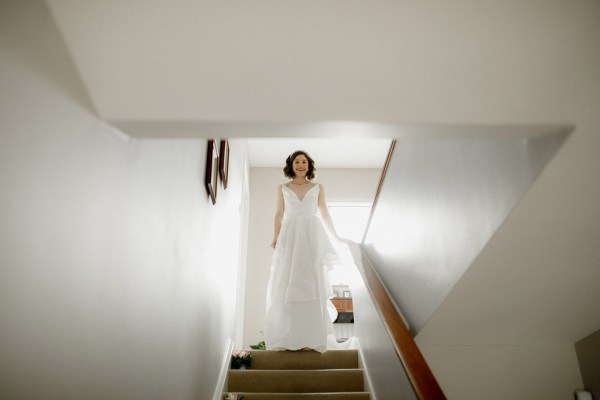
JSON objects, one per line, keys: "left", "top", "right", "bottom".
{"left": 284, "top": 183, "right": 317, "bottom": 202}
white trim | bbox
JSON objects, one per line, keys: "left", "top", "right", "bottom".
{"left": 212, "top": 338, "right": 234, "bottom": 400}
{"left": 234, "top": 149, "right": 250, "bottom": 348}
{"left": 356, "top": 338, "right": 377, "bottom": 400}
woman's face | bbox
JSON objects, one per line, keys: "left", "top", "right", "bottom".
{"left": 292, "top": 154, "right": 309, "bottom": 177}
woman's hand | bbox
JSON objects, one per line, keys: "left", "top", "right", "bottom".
{"left": 271, "top": 239, "right": 277, "bottom": 249}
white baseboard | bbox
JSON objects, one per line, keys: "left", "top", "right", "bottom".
{"left": 212, "top": 338, "right": 235, "bottom": 400}
{"left": 356, "top": 338, "right": 377, "bottom": 400}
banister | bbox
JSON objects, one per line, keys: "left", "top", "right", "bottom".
{"left": 356, "top": 139, "right": 447, "bottom": 400}
{"left": 353, "top": 248, "right": 446, "bottom": 400}
{"left": 361, "top": 139, "right": 396, "bottom": 244}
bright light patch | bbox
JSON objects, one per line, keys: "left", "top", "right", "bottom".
{"left": 328, "top": 202, "right": 372, "bottom": 243}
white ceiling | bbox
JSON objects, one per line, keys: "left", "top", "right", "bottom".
{"left": 44, "top": 0, "right": 600, "bottom": 350}
{"left": 247, "top": 138, "right": 391, "bottom": 168}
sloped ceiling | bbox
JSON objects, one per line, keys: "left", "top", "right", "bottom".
{"left": 45, "top": 0, "right": 600, "bottom": 345}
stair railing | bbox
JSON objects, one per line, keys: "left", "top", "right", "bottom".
{"left": 356, "top": 139, "right": 447, "bottom": 400}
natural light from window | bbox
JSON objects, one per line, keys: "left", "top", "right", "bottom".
{"left": 328, "top": 202, "right": 372, "bottom": 243}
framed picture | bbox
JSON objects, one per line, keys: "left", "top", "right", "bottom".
{"left": 205, "top": 139, "right": 219, "bottom": 205}
{"left": 219, "top": 139, "right": 230, "bottom": 189}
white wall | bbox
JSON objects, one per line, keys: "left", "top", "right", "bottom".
{"left": 242, "top": 167, "right": 380, "bottom": 348}
{"left": 362, "top": 133, "right": 582, "bottom": 398}
{"left": 363, "top": 133, "right": 568, "bottom": 335}
{"left": 0, "top": 2, "right": 248, "bottom": 399}
{"left": 420, "top": 345, "right": 582, "bottom": 400}
{"left": 346, "top": 245, "right": 417, "bottom": 400}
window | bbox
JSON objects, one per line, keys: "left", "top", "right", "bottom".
{"left": 328, "top": 202, "right": 372, "bottom": 243}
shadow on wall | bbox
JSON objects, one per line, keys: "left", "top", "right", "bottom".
{"left": 0, "top": 0, "right": 98, "bottom": 115}
{"left": 363, "top": 128, "right": 571, "bottom": 335}
{"left": 575, "top": 329, "right": 600, "bottom": 399}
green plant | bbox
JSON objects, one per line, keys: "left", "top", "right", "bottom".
{"left": 249, "top": 340, "right": 266, "bottom": 350}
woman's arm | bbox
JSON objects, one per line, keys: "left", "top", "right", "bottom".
{"left": 317, "top": 184, "right": 344, "bottom": 241}
{"left": 271, "top": 185, "right": 285, "bottom": 249}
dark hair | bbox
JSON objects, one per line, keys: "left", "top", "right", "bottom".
{"left": 283, "top": 150, "right": 316, "bottom": 180}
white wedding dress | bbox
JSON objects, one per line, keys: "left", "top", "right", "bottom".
{"left": 264, "top": 183, "right": 339, "bottom": 353}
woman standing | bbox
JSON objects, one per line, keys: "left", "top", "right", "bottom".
{"left": 264, "top": 150, "right": 345, "bottom": 352}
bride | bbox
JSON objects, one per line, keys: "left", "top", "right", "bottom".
{"left": 264, "top": 150, "right": 346, "bottom": 352}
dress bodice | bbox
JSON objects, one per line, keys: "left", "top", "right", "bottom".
{"left": 282, "top": 184, "right": 320, "bottom": 219}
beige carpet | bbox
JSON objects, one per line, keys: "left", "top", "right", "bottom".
{"left": 225, "top": 350, "right": 370, "bottom": 400}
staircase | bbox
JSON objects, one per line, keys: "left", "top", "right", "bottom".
{"left": 225, "top": 349, "right": 370, "bottom": 399}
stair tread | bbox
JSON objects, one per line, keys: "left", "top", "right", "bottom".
{"left": 230, "top": 368, "right": 363, "bottom": 372}
{"left": 249, "top": 350, "right": 358, "bottom": 370}
{"left": 228, "top": 369, "right": 364, "bottom": 393}
{"left": 225, "top": 392, "right": 370, "bottom": 399}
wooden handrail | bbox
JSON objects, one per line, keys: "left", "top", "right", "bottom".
{"left": 357, "top": 139, "right": 446, "bottom": 399}
{"left": 362, "top": 139, "right": 396, "bottom": 244}
{"left": 354, "top": 248, "right": 446, "bottom": 400}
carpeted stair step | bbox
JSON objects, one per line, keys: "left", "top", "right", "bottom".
{"left": 228, "top": 393, "right": 371, "bottom": 399}
{"left": 250, "top": 350, "right": 358, "bottom": 370}
{"left": 228, "top": 369, "right": 364, "bottom": 393}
